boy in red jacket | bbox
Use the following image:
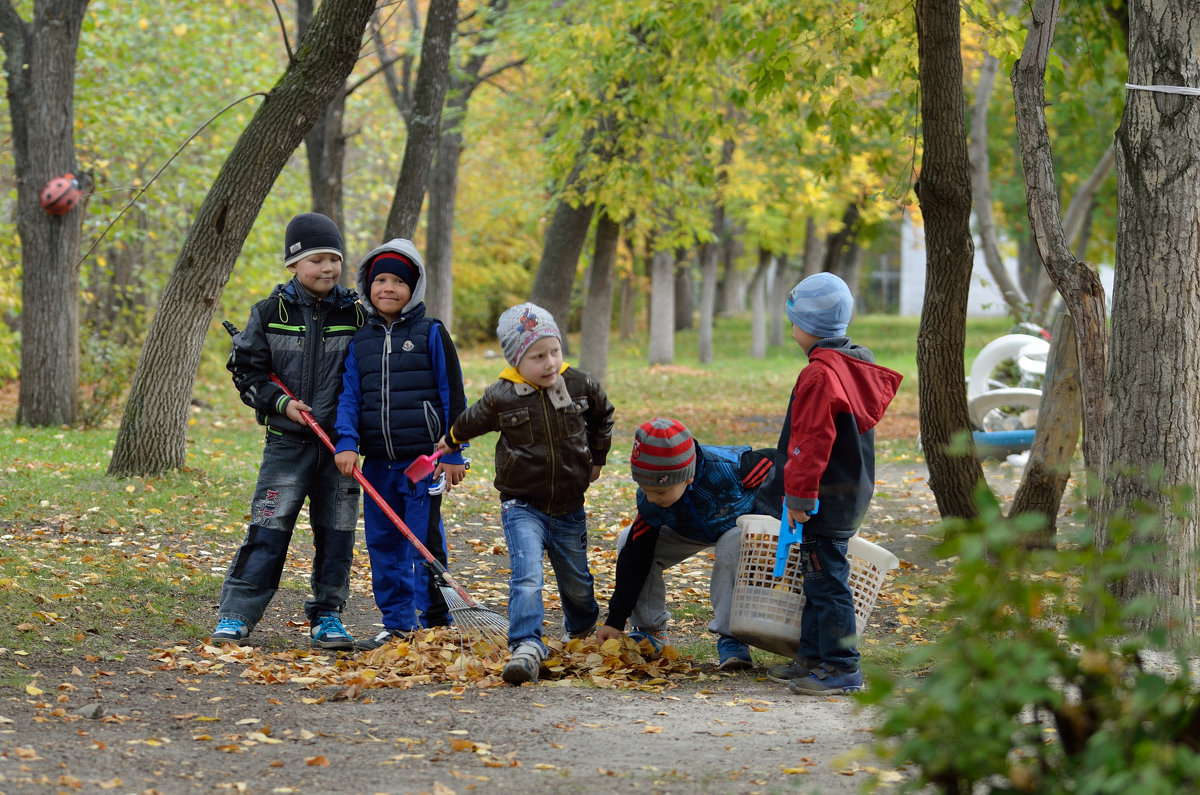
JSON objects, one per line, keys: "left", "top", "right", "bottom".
{"left": 771, "top": 273, "right": 901, "bottom": 695}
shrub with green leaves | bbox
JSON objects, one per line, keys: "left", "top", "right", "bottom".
{"left": 861, "top": 486, "right": 1200, "bottom": 794}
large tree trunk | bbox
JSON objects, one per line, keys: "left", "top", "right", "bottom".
{"left": 648, "top": 248, "right": 675, "bottom": 365}
{"left": 914, "top": 0, "right": 984, "bottom": 519}
{"left": 4, "top": 0, "right": 90, "bottom": 427}
{"left": 673, "top": 248, "right": 694, "bottom": 331}
{"left": 768, "top": 252, "right": 793, "bottom": 348}
{"left": 383, "top": 0, "right": 458, "bottom": 242}
{"left": 578, "top": 210, "right": 620, "bottom": 384}
{"left": 1103, "top": 0, "right": 1200, "bottom": 635}
{"left": 529, "top": 147, "right": 597, "bottom": 342}
{"left": 108, "top": 0, "right": 376, "bottom": 476}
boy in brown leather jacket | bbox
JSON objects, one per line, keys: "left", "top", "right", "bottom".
{"left": 437, "top": 302, "right": 614, "bottom": 685}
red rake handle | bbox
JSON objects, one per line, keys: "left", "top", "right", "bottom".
{"left": 267, "top": 373, "right": 478, "bottom": 607}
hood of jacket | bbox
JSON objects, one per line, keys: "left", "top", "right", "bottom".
{"left": 354, "top": 237, "right": 427, "bottom": 320}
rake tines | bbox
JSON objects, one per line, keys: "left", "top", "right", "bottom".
{"left": 425, "top": 563, "right": 509, "bottom": 660}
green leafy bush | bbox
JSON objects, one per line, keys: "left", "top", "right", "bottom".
{"left": 862, "top": 487, "right": 1200, "bottom": 794}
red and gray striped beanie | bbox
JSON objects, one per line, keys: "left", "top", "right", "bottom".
{"left": 630, "top": 418, "right": 696, "bottom": 487}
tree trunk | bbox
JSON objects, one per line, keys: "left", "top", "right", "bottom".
{"left": 383, "top": 0, "right": 459, "bottom": 242}
{"left": 673, "top": 247, "right": 694, "bottom": 331}
{"left": 579, "top": 210, "right": 619, "bottom": 384}
{"left": 768, "top": 252, "right": 793, "bottom": 348}
{"left": 529, "top": 157, "right": 597, "bottom": 343}
{"left": 108, "top": 0, "right": 377, "bottom": 476}
{"left": 1104, "top": 0, "right": 1200, "bottom": 635}
{"left": 969, "top": 6, "right": 1029, "bottom": 320}
{"left": 426, "top": 98, "right": 465, "bottom": 329}
{"left": 1010, "top": 311, "right": 1080, "bottom": 546}
{"left": 1011, "top": 0, "right": 1108, "bottom": 489}
{"left": 748, "top": 247, "right": 771, "bottom": 359}
{"left": 648, "top": 248, "right": 675, "bottom": 365}
{"left": 698, "top": 138, "right": 735, "bottom": 364}
{"left": 914, "top": 0, "right": 984, "bottom": 519}
{"left": 4, "top": 0, "right": 89, "bottom": 426}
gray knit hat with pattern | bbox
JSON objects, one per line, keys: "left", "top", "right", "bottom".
{"left": 497, "top": 302, "right": 561, "bottom": 366}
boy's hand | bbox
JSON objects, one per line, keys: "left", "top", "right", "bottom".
{"left": 436, "top": 462, "right": 467, "bottom": 489}
{"left": 595, "top": 625, "right": 620, "bottom": 643}
{"left": 589, "top": 464, "right": 603, "bottom": 483}
{"left": 785, "top": 507, "right": 813, "bottom": 531}
{"left": 284, "top": 398, "right": 313, "bottom": 426}
{"left": 435, "top": 435, "right": 459, "bottom": 455}
{"left": 334, "top": 450, "right": 359, "bottom": 477}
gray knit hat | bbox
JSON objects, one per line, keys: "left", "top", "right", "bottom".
{"left": 497, "top": 302, "right": 560, "bottom": 366}
{"left": 786, "top": 273, "right": 853, "bottom": 338}
{"left": 630, "top": 418, "right": 696, "bottom": 487}
{"left": 284, "top": 212, "right": 343, "bottom": 267}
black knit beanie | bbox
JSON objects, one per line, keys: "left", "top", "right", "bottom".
{"left": 284, "top": 213, "right": 343, "bottom": 266}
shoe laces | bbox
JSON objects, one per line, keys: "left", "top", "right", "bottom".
{"left": 314, "top": 613, "right": 348, "bottom": 636}
{"left": 216, "top": 618, "right": 244, "bottom": 633}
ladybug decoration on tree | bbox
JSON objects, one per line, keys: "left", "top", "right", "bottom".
{"left": 39, "top": 173, "right": 82, "bottom": 216}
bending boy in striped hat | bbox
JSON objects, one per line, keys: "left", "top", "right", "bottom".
{"left": 595, "top": 418, "right": 782, "bottom": 671}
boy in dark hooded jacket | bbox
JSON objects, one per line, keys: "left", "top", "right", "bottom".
{"left": 214, "top": 212, "right": 364, "bottom": 650}
{"left": 334, "top": 239, "right": 468, "bottom": 650}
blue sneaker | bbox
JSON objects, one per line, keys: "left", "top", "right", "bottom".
{"left": 211, "top": 617, "right": 249, "bottom": 643}
{"left": 627, "top": 627, "right": 666, "bottom": 654}
{"left": 788, "top": 663, "right": 863, "bottom": 695}
{"left": 310, "top": 612, "right": 354, "bottom": 650}
{"left": 716, "top": 635, "right": 753, "bottom": 671}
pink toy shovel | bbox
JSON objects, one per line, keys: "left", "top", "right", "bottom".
{"left": 405, "top": 448, "right": 445, "bottom": 483}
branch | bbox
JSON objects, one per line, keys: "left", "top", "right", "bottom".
{"left": 270, "top": 0, "right": 294, "bottom": 61}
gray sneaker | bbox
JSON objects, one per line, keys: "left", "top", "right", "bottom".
{"left": 767, "top": 657, "right": 819, "bottom": 683}
{"left": 502, "top": 643, "right": 545, "bottom": 685}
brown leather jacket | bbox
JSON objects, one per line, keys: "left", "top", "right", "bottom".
{"left": 449, "top": 366, "right": 614, "bottom": 516}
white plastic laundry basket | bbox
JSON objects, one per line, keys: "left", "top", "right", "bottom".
{"left": 728, "top": 514, "right": 900, "bottom": 658}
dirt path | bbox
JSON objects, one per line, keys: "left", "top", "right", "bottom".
{"left": 0, "top": 457, "right": 965, "bottom": 794}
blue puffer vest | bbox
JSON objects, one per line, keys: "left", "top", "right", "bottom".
{"left": 353, "top": 304, "right": 444, "bottom": 460}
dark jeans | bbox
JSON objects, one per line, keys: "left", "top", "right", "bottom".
{"left": 218, "top": 434, "right": 359, "bottom": 629}
{"left": 796, "top": 535, "right": 859, "bottom": 671}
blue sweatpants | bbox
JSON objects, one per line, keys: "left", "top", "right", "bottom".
{"left": 361, "top": 458, "right": 451, "bottom": 631}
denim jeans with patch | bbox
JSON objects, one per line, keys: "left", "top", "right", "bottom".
{"left": 795, "top": 535, "right": 860, "bottom": 671}
{"left": 501, "top": 500, "right": 598, "bottom": 655}
{"left": 218, "top": 434, "right": 359, "bottom": 629}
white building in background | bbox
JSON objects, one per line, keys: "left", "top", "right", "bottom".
{"left": 897, "top": 214, "right": 1113, "bottom": 318}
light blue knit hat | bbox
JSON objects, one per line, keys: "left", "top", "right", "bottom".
{"left": 786, "top": 273, "right": 853, "bottom": 338}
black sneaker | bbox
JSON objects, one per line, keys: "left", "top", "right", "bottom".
{"left": 767, "top": 657, "right": 819, "bottom": 683}
{"left": 354, "top": 629, "right": 409, "bottom": 651}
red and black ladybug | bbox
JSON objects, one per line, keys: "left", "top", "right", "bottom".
{"left": 40, "top": 174, "right": 82, "bottom": 216}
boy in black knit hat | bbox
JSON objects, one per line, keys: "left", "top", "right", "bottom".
{"left": 213, "top": 212, "right": 364, "bottom": 650}
{"left": 595, "top": 418, "right": 782, "bottom": 671}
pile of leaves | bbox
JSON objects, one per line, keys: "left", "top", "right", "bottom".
{"left": 148, "top": 629, "right": 715, "bottom": 699}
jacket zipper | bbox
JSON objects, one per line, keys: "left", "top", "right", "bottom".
{"left": 539, "top": 387, "right": 556, "bottom": 508}
{"left": 382, "top": 327, "right": 395, "bottom": 460}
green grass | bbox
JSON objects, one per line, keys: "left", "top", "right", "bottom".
{"left": 0, "top": 313, "right": 1014, "bottom": 687}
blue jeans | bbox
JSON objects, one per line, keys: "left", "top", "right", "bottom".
{"left": 796, "top": 536, "right": 860, "bottom": 671}
{"left": 361, "top": 458, "right": 449, "bottom": 631}
{"left": 218, "top": 434, "right": 360, "bottom": 629}
{"left": 501, "top": 500, "right": 598, "bottom": 655}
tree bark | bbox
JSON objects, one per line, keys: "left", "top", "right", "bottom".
{"left": 768, "top": 252, "right": 794, "bottom": 348}
{"left": 4, "top": 0, "right": 90, "bottom": 426}
{"left": 697, "top": 139, "right": 734, "bottom": 364}
{"left": 1010, "top": 311, "right": 1080, "bottom": 546}
{"left": 648, "top": 248, "right": 675, "bottom": 365}
{"left": 578, "top": 209, "right": 620, "bottom": 384}
{"left": 1011, "top": 0, "right": 1108, "bottom": 488}
{"left": 383, "top": 0, "right": 459, "bottom": 242}
{"left": 748, "top": 247, "right": 771, "bottom": 359}
{"left": 108, "top": 0, "right": 376, "bottom": 476}
{"left": 1104, "top": 0, "right": 1200, "bottom": 635}
{"left": 673, "top": 248, "right": 694, "bottom": 331}
{"left": 969, "top": 10, "right": 1029, "bottom": 320}
{"left": 914, "top": 0, "right": 984, "bottom": 519}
